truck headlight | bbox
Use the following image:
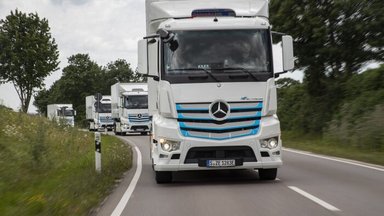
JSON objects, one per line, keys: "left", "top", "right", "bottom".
{"left": 159, "top": 138, "right": 181, "bottom": 152}
{"left": 261, "top": 137, "right": 279, "bottom": 149}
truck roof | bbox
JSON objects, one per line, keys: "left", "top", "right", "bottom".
{"left": 47, "top": 104, "right": 73, "bottom": 108}
{"left": 112, "top": 83, "right": 148, "bottom": 93}
{"left": 146, "top": 0, "right": 268, "bottom": 23}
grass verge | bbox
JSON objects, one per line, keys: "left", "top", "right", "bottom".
{"left": 0, "top": 108, "right": 132, "bottom": 215}
{"left": 283, "top": 131, "right": 384, "bottom": 166}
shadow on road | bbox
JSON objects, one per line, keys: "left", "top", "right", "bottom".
{"left": 164, "top": 169, "right": 281, "bottom": 186}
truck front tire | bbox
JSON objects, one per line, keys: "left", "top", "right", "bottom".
{"left": 258, "top": 168, "right": 277, "bottom": 180}
{"left": 155, "top": 171, "right": 172, "bottom": 184}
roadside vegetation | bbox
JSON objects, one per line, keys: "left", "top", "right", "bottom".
{"left": 278, "top": 66, "right": 384, "bottom": 166}
{"left": 283, "top": 132, "right": 384, "bottom": 166}
{"left": 0, "top": 107, "right": 132, "bottom": 215}
{"left": 270, "top": 0, "right": 383, "bottom": 165}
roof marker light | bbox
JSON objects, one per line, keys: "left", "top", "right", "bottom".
{"left": 192, "top": 9, "right": 236, "bottom": 18}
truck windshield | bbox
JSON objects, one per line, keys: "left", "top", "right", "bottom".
{"left": 58, "top": 109, "right": 74, "bottom": 117}
{"left": 163, "top": 29, "right": 272, "bottom": 83}
{"left": 97, "top": 103, "right": 111, "bottom": 113}
{"left": 124, "top": 95, "right": 148, "bottom": 109}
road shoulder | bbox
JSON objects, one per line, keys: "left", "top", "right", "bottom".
{"left": 92, "top": 136, "right": 138, "bottom": 216}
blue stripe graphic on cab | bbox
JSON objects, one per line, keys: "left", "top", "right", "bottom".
{"left": 176, "top": 104, "right": 208, "bottom": 112}
{"left": 177, "top": 112, "right": 261, "bottom": 121}
{"left": 180, "top": 129, "right": 259, "bottom": 140}
{"left": 179, "top": 120, "right": 260, "bottom": 131}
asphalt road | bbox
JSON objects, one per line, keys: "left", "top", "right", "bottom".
{"left": 95, "top": 135, "right": 384, "bottom": 216}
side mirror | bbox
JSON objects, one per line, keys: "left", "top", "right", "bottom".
{"left": 74, "top": 110, "right": 77, "bottom": 116}
{"left": 282, "top": 35, "right": 294, "bottom": 71}
{"left": 137, "top": 39, "right": 148, "bottom": 75}
{"left": 137, "top": 38, "right": 160, "bottom": 81}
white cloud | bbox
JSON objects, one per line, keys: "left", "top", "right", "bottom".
{"left": 0, "top": 0, "right": 145, "bottom": 112}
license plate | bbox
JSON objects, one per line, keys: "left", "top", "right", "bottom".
{"left": 206, "top": 159, "right": 236, "bottom": 167}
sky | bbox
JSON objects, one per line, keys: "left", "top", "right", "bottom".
{"left": 0, "top": 0, "right": 304, "bottom": 112}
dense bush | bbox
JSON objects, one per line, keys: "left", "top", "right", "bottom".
{"left": 325, "top": 66, "right": 384, "bottom": 150}
{"left": 277, "top": 65, "right": 384, "bottom": 150}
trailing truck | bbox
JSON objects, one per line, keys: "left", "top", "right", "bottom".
{"left": 47, "top": 104, "right": 76, "bottom": 127}
{"left": 85, "top": 95, "right": 114, "bottom": 131}
{"left": 111, "top": 83, "right": 151, "bottom": 135}
{"left": 137, "top": 0, "right": 294, "bottom": 183}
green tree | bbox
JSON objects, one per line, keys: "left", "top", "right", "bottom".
{"left": 271, "top": 0, "right": 384, "bottom": 133}
{"left": 270, "top": 0, "right": 384, "bottom": 83}
{"left": 34, "top": 55, "right": 143, "bottom": 126}
{"left": 33, "top": 88, "right": 51, "bottom": 115}
{"left": 47, "top": 54, "right": 103, "bottom": 125}
{"left": 0, "top": 9, "right": 59, "bottom": 112}
{"left": 100, "top": 59, "right": 143, "bottom": 94}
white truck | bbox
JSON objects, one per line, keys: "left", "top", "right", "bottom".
{"left": 47, "top": 104, "right": 76, "bottom": 127}
{"left": 111, "top": 83, "right": 151, "bottom": 135}
{"left": 86, "top": 95, "right": 114, "bottom": 131}
{"left": 137, "top": 0, "right": 294, "bottom": 183}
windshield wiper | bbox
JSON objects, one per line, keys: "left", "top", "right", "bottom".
{"left": 168, "top": 68, "right": 221, "bottom": 82}
{"left": 215, "top": 67, "right": 261, "bottom": 81}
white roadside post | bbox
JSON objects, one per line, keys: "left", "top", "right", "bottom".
{"left": 95, "top": 132, "right": 101, "bottom": 173}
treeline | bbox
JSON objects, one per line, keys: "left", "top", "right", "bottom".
{"left": 34, "top": 54, "right": 143, "bottom": 126}
{"left": 270, "top": 0, "right": 384, "bottom": 150}
{"left": 277, "top": 65, "right": 384, "bottom": 150}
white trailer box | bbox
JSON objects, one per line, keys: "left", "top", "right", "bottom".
{"left": 137, "top": 0, "right": 294, "bottom": 183}
{"left": 85, "top": 95, "right": 113, "bottom": 131}
{"left": 111, "top": 83, "right": 151, "bottom": 135}
{"left": 47, "top": 104, "right": 75, "bottom": 127}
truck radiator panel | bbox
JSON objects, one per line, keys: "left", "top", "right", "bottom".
{"left": 128, "top": 114, "right": 151, "bottom": 123}
{"left": 176, "top": 101, "right": 262, "bottom": 140}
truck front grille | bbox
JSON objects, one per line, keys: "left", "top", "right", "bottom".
{"left": 176, "top": 101, "right": 262, "bottom": 140}
{"left": 128, "top": 114, "right": 151, "bottom": 123}
{"left": 184, "top": 146, "right": 257, "bottom": 164}
{"left": 99, "top": 116, "right": 114, "bottom": 123}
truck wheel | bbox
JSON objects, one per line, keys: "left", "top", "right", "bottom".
{"left": 258, "top": 168, "right": 277, "bottom": 180}
{"left": 141, "top": 132, "right": 148, "bottom": 135}
{"left": 155, "top": 171, "right": 172, "bottom": 184}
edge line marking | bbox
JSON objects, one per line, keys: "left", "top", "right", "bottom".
{"left": 111, "top": 145, "right": 142, "bottom": 216}
{"left": 283, "top": 148, "right": 384, "bottom": 172}
{"left": 288, "top": 186, "right": 340, "bottom": 212}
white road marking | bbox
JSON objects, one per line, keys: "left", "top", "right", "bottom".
{"left": 111, "top": 145, "right": 142, "bottom": 216}
{"left": 284, "top": 148, "right": 384, "bottom": 172}
{"left": 288, "top": 186, "right": 341, "bottom": 212}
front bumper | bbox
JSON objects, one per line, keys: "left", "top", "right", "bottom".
{"left": 121, "top": 122, "right": 151, "bottom": 133}
{"left": 152, "top": 115, "right": 282, "bottom": 171}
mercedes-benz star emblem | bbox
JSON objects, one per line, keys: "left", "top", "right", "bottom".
{"left": 137, "top": 114, "right": 142, "bottom": 119}
{"left": 209, "top": 100, "right": 230, "bottom": 121}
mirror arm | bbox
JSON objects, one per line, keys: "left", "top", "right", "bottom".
{"left": 143, "top": 34, "right": 160, "bottom": 39}
{"left": 271, "top": 31, "right": 287, "bottom": 36}
{"left": 142, "top": 74, "right": 160, "bottom": 81}
{"left": 274, "top": 70, "right": 289, "bottom": 78}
